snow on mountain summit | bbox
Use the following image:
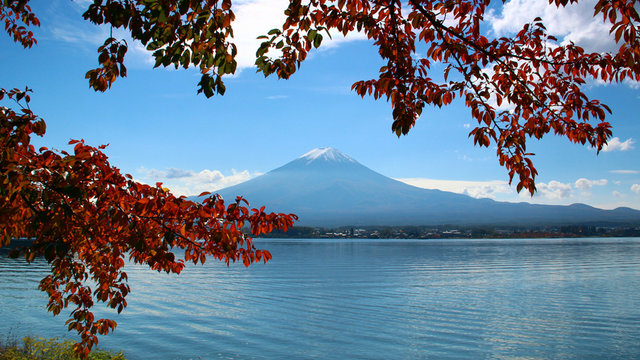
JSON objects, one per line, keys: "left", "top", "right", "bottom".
{"left": 299, "top": 147, "right": 356, "bottom": 164}
{"left": 200, "top": 147, "right": 640, "bottom": 227}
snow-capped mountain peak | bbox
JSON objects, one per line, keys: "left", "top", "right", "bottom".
{"left": 198, "top": 147, "right": 640, "bottom": 227}
{"left": 299, "top": 147, "right": 356, "bottom": 164}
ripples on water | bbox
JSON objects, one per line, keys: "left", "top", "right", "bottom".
{"left": 1, "top": 238, "right": 639, "bottom": 359}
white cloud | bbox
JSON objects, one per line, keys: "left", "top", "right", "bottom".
{"left": 463, "top": 123, "right": 471, "bottom": 129}
{"left": 396, "top": 178, "right": 512, "bottom": 199}
{"left": 575, "top": 178, "right": 607, "bottom": 190}
{"left": 71, "top": 0, "right": 93, "bottom": 6}
{"left": 51, "top": 23, "right": 154, "bottom": 66}
{"left": 50, "top": 25, "right": 98, "bottom": 44}
{"left": 320, "top": 28, "right": 368, "bottom": 50}
{"left": 593, "top": 75, "right": 640, "bottom": 89}
{"left": 266, "top": 95, "right": 288, "bottom": 100}
{"left": 610, "top": 169, "right": 640, "bottom": 174}
{"left": 487, "top": 1, "right": 640, "bottom": 90}
{"left": 622, "top": 78, "right": 640, "bottom": 89}
{"left": 398, "top": 177, "right": 638, "bottom": 209}
{"left": 474, "top": 65, "right": 518, "bottom": 111}
{"left": 602, "top": 137, "right": 635, "bottom": 152}
{"left": 135, "top": 167, "right": 259, "bottom": 197}
{"left": 536, "top": 180, "right": 572, "bottom": 200}
{"left": 487, "top": 0, "right": 615, "bottom": 53}
{"left": 231, "top": 0, "right": 288, "bottom": 70}
{"left": 230, "top": 0, "right": 366, "bottom": 71}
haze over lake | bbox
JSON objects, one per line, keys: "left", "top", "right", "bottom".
{"left": 1, "top": 238, "right": 639, "bottom": 359}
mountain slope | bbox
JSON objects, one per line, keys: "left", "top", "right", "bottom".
{"left": 199, "top": 148, "right": 640, "bottom": 227}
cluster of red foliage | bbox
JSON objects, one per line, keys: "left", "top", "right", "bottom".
{"left": 254, "top": 0, "right": 639, "bottom": 194}
{"left": 0, "top": 87, "right": 296, "bottom": 357}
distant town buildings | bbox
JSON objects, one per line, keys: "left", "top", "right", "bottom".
{"left": 260, "top": 224, "right": 640, "bottom": 239}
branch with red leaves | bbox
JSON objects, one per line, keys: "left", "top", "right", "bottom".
{"left": 0, "top": 87, "right": 296, "bottom": 358}
{"left": 254, "top": 0, "right": 629, "bottom": 194}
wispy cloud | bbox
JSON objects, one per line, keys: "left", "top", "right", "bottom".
{"left": 574, "top": 178, "right": 607, "bottom": 190}
{"left": 632, "top": 184, "right": 640, "bottom": 195}
{"left": 266, "top": 95, "right": 288, "bottom": 100}
{"left": 71, "top": 0, "right": 93, "bottom": 6}
{"left": 602, "top": 137, "right": 635, "bottom": 152}
{"left": 50, "top": 23, "right": 154, "bottom": 66}
{"left": 610, "top": 169, "right": 640, "bottom": 174}
{"left": 165, "top": 168, "right": 194, "bottom": 179}
{"left": 135, "top": 167, "right": 260, "bottom": 197}
{"left": 49, "top": 18, "right": 106, "bottom": 46}
{"left": 396, "top": 178, "right": 512, "bottom": 199}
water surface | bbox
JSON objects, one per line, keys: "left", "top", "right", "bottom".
{"left": 1, "top": 238, "right": 639, "bottom": 359}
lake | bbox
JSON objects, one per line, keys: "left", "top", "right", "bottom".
{"left": 1, "top": 238, "right": 639, "bottom": 359}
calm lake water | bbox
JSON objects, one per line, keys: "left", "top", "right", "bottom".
{"left": 1, "top": 238, "right": 639, "bottom": 359}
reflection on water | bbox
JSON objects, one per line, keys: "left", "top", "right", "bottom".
{"left": 1, "top": 238, "right": 639, "bottom": 359}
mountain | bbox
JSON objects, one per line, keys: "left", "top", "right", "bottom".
{"left": 198, "top": 147, "right": 640, "bottom": 227}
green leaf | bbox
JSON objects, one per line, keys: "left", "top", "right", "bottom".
{"left": 313, "top": 33, "right": 322, "bottom": 48}
{"left": 158, "top": 10, "right": 167, "bottom": 23}
{"left": 146, "top": 41, "right": 161, "bottom": 51}
{"left": 308, "top": 29, "right": 317, "bottom": 42}
{"left": 256, "top": 42, "right": 270, "bottom": 57}
{"left": 197, "top": 74, "right": 215, "bottom": 98}
{"left": 180, "top": 50, "right": 191, "bottom": 68}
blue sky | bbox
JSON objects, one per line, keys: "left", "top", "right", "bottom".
{"left": 2, "top": 0, "right": 639, "bottom": 210}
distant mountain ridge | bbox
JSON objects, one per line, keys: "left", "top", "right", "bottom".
{"left": 197, "top": 147, "right": 640, "bottom": 227}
